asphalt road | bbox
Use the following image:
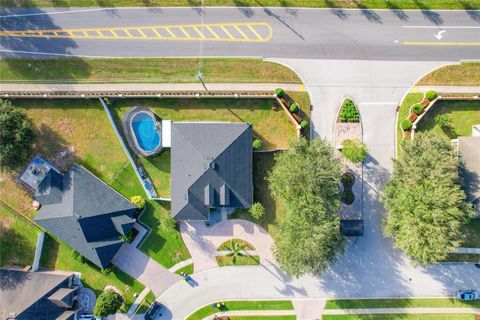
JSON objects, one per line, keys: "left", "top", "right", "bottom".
{"left": 1, "top": 7, "right": 479, "bottom": 60}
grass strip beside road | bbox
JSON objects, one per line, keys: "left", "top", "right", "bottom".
{"left": 322, "top": 315, "right": 476, "bottom": 320}
{"left": 4, "top": 0, "right": 479, "bottom": 10}
{"left": 175, "top": 263, "right": 194, "bottom": 275}
{"left": 325, "top": 298, "right": 480, "bottom": 309}
{"left": 135, "top": 290, "right": 156, "bottom": 315}
{"left": 229, "top": 317, "right": 296, "bottom": 320}
{"left": 0, "top": 58, "right": 301, "bottom": 84}
{"left": 417, "top": 63, "right": 480, "bottom": 86}
{"left": 186, "top": 300, "right": 294, "bottom": 320}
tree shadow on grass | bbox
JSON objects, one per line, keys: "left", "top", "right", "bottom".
{"left": 325, "top": 0, "right": 349, "bottom": 20}
{"left": 413, "top": 0, "right": 443, "bottom": 25}
{"left": 234, "top": 0, "right": 255, "bottom": 18}
{"left": 0, "top": 226, "right": 35, "bottom": 268}
{"left": 353, "top": 0, "right": 383, "bottom": 24}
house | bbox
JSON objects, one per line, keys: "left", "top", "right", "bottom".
{"left": 457, "top": 136, "right": 480, "bottom": 216}
{"left": 20, "top": 157, "right": 137, "bottom": 269}
{"left": 170, "top": 122, "right": 253, "bottom": 220}
{"left": 0, "top": 269, "right": 77, "bottom": 320}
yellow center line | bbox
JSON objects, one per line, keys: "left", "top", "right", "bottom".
{"left": 137, "top": 28, "right": 147, "bottom": 38}
{"left": 247, "top": 25, "right": 262, "bottom": 40}
{"left": 164, "top": 27, "right": 177, "bottom": 38}
{"left": 151, "top": 28, "right": 163, "bottom": 39}
{"left": 220, "top": 25, "right": 234, "bottom": 39}
{"left": 206, "top": 26, "right": 220, "bottom": 39}
{"left": 402, "top": 41, "right": 480, "bottom": 46}
{"left": 178, "top": 26, "right": 191, "bottom": 38}
{"left": 192, "top": 26, "right": 206, "bottom": 39}
{"left": 233, "top": 25, "right": 249, "bottom": 40}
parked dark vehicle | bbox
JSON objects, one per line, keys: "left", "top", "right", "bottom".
{"left": 145, "top": 301, "right": 163, "bottom": 320}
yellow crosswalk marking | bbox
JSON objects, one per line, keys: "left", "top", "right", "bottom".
{"left": 0, "top": 22, "right": 272, "bottom": 42}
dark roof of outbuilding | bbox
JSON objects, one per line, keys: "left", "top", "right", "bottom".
{"left": 33, "top": 164, "right": 136, "bottom": 268}
{"left": 171, "top": 122, "right": 253, "bottom": 220}
{"left": 0, "top": 269, "right": 74, "bottom": 320}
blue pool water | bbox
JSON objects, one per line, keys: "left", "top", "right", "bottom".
{"left": 131, "top": 112, "right": 161, "bottom": 152}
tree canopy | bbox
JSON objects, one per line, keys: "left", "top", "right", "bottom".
{"left": 268, "top": 138, "right": 345, "bottom": 277}
{"left": 94, "top": 289, "right": 123, "bottom": 318}
{"left": 381, "top": 133, "right": 473, "bottom": 265}
{"left": 0, "top": 99, "right": 35, "bottom": 170}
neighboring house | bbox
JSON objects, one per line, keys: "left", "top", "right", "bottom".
{"left": 171, "top": 122, "right": 253, "bottom": 220}
{"left": 457, "top": 136, "right": 480, "bottom": 216}
{"left": 19, "top": 157, "right": 137, "bottom": 269}
{"left": 0, "top": 269, "right": 77, "bottom": 320}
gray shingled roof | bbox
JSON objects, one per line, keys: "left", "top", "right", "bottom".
{"left": 458, "top": 137, "right": 480, "bottom": 203}
{"left": 171, "top": 122, "right": 253, "bottom": 220}
{"left": 33, "top": 164, "right": 136, "bottom": 268}
{"left": 0, "top": 269, "right": 74, "bottom": 320}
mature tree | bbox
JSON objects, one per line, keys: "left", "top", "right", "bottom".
{"left": 0, "top": 99, "right": 35, "bottom": 170}
{"left": 382, "top": 133, "right": 474, "bottom": 265}
{"left": 94, "top": 289, "right": 123, "bottom": 318}
{"left": 268, "top": 138, "right": 345, "bottom": 277}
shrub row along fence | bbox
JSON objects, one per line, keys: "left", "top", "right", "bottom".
{"left": 274, "top": 88, "right": 309, "bottom": 138}
{"left": 401, "top": 90, "right": 480, "bottom": 141}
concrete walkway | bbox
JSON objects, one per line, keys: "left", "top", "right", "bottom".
{"left": 414, "top": 86, "right": 480, "bottom": 94}
{"left": 454, "top": 247, "right": 480, "bottom": 254}
{"left": 180, "top": 210, "right": 275, "bottom": 272}
{"left": 126, "top": 287, "right": 150, "bottom": 318}
{"left": 0, "top": 82, "right": 303, "bottom": 93}
{"left": 168, "top": 258, "right": 193, "bottom": 273}
{"left": 293, "top": 299, "right": 326, "bottom": 320}
{"left": 322, "top": 307, "right": 480, "bottom": 315}
{"left": 112, "top": 223, "right": 180, "bottom": 296}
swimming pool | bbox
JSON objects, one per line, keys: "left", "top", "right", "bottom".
{"left": 131, "top": 111, "right": 161, "bottom": 154}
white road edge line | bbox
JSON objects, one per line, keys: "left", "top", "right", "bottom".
{"left": 402, "top": 26, "right": 480, "bottom": 29}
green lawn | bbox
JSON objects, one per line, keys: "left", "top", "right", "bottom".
{"left": 229, "top": 317, "right": 295, "bottom": 320}
{"left": 322, "top": 315, "right": 476, "bottom": 320}
{"left": 415, "top": 100, "right": 480, "bottom": 142}
{"left": 325, "top": 298, "right": 480, "bottom": 309}
{"left": 175, "top": 263, "right": 194, "bottom": 275}
{"left": 186, "top": 300, "right": 293, "bottom": 320}
{"left": 135, "top": 290, "right": 156, "bottom": 315}
{"left": 417, "top": 62, "right": 480, "bottom": 86}
{"left": 229, "top": 152, "right": 286, "bottom": 238}
{"left": 0, "top": 202, "right": 41, "bottom": 267}
{"left": 138, "top": 201, "right": 191, "bottom": 269}
{"left": 140, "top": 150, "right": 171, "bottom": 199}
{"left": 0, "top": 58, "right": 301, "bottom": 84}
{"left": 4, "top": 0, "right": 478, "bottom": 9}
{"left": 39, "top": 234, "right": 144, "bottom": 312}
{"left": 218, "top": 239, "right": 255, "bottom": 251}
{"left": 396, "top": 93, "right": 423, "bottom": 155}
{"left": 216, "top": 255, "right": 260, "bottom": 266}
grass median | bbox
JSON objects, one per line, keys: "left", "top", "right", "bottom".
{"left": 325, "top": 298, "right": 480, "bottom": 309}
{"left": 4, "top": 0, "right": 479, "bottom": 10}
{"left": 322, "top": 315, "right": 476, "bottom": 320}
{"left": 0, "top": 58, "right": 301, "bottom": 84}
{"left": 417, "top": 62, "right": 480, "bottom": 87}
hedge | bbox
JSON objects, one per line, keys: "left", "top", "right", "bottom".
{"left": 275, "top": 88, "right": 285, "bottom": 98}
{"left": 412, "top": 103, "right": 424, "bottom": 115}
{"left": 289, "top": 102, "right": 299, "bottom": 113}
{"left": 425, "top": 90, "right": 438, "bottom": 101}
{"left": 401, "top": 119, "right": 413, "bottom": 131}
{"left": 339, "top": 99, "right": 360, "bottom": 122}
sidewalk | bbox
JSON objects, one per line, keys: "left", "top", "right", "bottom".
{"left": 414, "top": 86, "right": 480, "bottom": 94}
{"left": 0, "top": 82, "right": 303, "bottom": 93}
{"left": 322, "top": 307, "right": 480, "bottom": 315}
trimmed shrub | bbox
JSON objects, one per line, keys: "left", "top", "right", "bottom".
{"left": 425, "top": 90, "right": 438, "bottom": 101}
{"left": 412, "top": 103, "right": 424, "bottom": 115}
{"left": 341, "top": 190, "right": 355, "bottom": 205}
{"left": 252, "top": 139, "right": 262, "bottom": 149}
{"left": 289, "top": 102, "right": 299, "bottom": 113}
{"left": 249, "top": 202, "right": 265, "bottom": 220}
{"left": 300, "top": 120, "right": 309, "bottom": 129}
{"left": 435, "top": 114, "right": 450, "bottom": 128}
{"left": 341, "top": 139, "right": 368, "bottom": 163}
{"left": 401, "top": 119, "right": 412, "bottom": 131}
{"left": 275, "top": 88, "right": 285, "bottom": 98}
{"left": 130, "top": 195, "right": 145, "bottom": 209}
{"left": 94, "top": 290, "right": 123, "bottom": 318}
{"left": 339, "top": 99, "right": 360, "bottom": 122}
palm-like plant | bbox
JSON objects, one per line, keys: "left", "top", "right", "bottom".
{"left": 226, "top": 240, "right": 245, "bottom": 264}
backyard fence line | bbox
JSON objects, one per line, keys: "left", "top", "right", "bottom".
{"left": 32, "top": 232, "right": 45, "bottom": 272}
